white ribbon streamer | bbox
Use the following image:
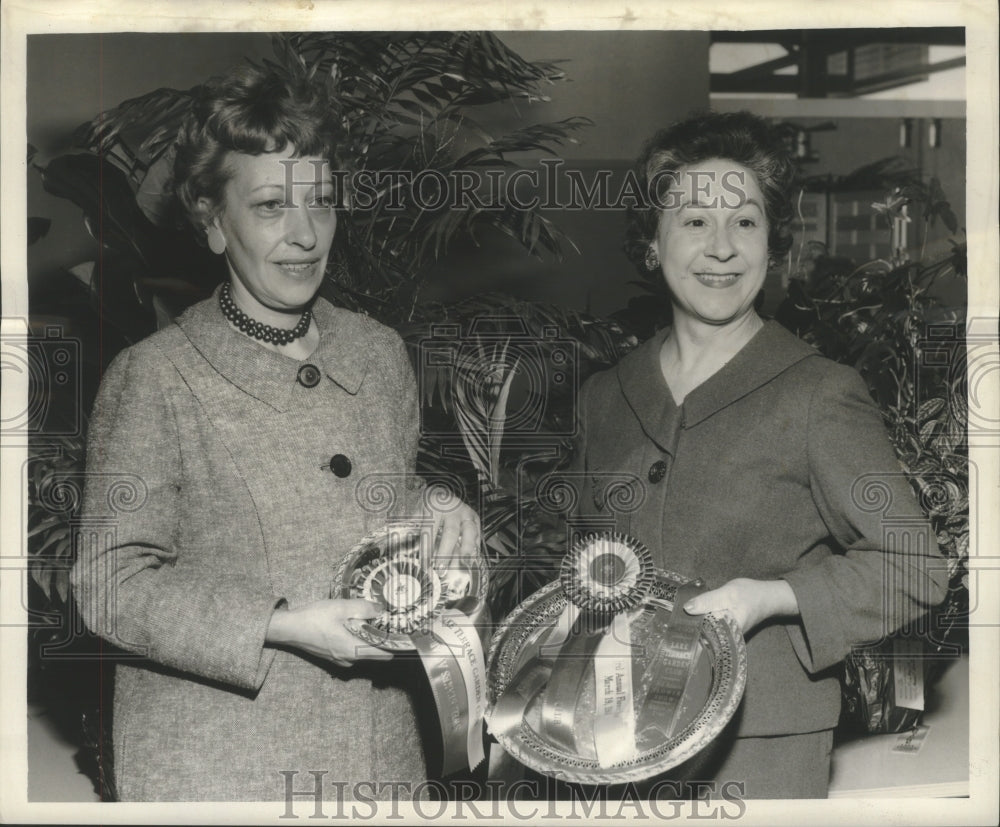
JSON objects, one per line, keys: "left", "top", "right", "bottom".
{"left": 592, "top": 612, "right": 639, "bottom": 768}
{"left": 429, "top": 608, "right": 487, "bottom": 770}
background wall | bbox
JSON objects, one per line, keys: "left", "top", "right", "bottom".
{"left": 493, "top": 31, "right": 710, "bottom": 163}
{"left": 26, "top": 31, "right": 710, "bottom": 319}
{"left": 422, "top": 31, "right": 710, "bottom": 315}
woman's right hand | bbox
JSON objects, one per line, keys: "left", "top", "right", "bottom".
{"left": 265, "top": 599, "right": 392, "bottom": 668}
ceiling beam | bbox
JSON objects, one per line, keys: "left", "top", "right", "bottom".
{"left": 727, "top": 50, "right": 799, "bottom": 81}
{"left": 711, "top": 30, "right": 966, "bottom": 97}
{"left": 851, "top": 55, "right": 968, "bottom": 96}
{"left": 710, "top": 74, "right": 852, "bottom": 95}
{"left": 709, "top": 28, "right": 965, "bottom": 48}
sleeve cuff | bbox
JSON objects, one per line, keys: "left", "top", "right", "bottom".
{"left": 146, "top": 591, "right": 286, "bottom": 692}
{"left": 400, "top": 474, "right": 429, "bottom": 520}
{"left": 249, "top": 597, "right": 287, "bottom": 690}
{"left": 218, "top": 593, "right": 285, "bottom": 692}
{"left": 780, "top": 567, "right": 849, "bottom": 674}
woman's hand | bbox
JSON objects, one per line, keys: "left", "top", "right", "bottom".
{"left": 265, "top": 598, "right": 392, "bottom": 668}
{"left": 682, "top": 578, "right": 800, "bottom": 636}
{"left": 424, "top": 485, "right": 481, "bottom": 595}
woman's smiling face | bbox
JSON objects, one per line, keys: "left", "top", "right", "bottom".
{"left": 208, "top": 144, "right": 337, "bottom": 315}
{"left": 651, "top": 157, "right": 770, "bottom": 329}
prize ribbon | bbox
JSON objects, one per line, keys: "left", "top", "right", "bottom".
{"left": 487, "top": 532, "right": 707, "bottom": 771}
{"left": 333, "top": 522, "right": 488, "bottom": 774}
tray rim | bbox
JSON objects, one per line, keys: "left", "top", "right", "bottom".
{"left": 485, "top": 571, "right": 748, "bottom": 785}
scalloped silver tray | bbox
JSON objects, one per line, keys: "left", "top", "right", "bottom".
{"left": 486, "top": 570, "right": 747, "bottom": 785}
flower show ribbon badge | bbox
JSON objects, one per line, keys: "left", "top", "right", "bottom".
{"left": 333, "top": 522, "right": 489, "bottom": 774}
{"left": 488, "top": 533, "right": 663, "bottom": 767}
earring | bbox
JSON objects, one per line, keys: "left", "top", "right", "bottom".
{"left": 207, "top": 225, "right": 227, "bottom": 255}
{"left": 644, "top": 246, "right": 660, "bottom": 272}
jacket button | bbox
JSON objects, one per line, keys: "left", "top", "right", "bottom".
{"left": 329, "top": 454, "right": 352, "bottom": 478}
{"left": 648, "top": 460, "right": 667, "bottom": 484}
{"left": 297, "top": 364, "right": 321, "bottom": 388}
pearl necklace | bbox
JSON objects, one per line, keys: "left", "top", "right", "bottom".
{"left": 219, "top": 282, "right": 311, "bottom": 346}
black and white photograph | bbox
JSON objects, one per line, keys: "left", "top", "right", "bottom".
{"left": 1, "top": 1, "right": 997, "bottom": 824}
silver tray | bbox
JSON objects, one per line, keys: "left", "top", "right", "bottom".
{"left": 332, "top": 520, "right": 488, "bottom": 651}
{"left": 486, "top": 570, "right": 747, "bottom": 785}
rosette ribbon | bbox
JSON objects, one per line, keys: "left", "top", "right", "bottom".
{"left": 333, "top": 522, "right": 488, "bottom": 775}
{"left": 487, "top": 532, "right": 707, "bottom": 770}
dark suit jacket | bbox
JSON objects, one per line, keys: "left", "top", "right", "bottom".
{"left": 573, "top": 320, "right": 947, "bottom": 736}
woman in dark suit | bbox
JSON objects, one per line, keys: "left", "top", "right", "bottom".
{"left": 573, "top": 111, "right": 947, "bottom": 797}
{"left": 70, "top": 64, "right": 479, "bottom": 802}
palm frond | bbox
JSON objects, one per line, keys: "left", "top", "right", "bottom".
{"left": 488, "top": 349, "right": 519, "bottom": 485}
{"left": 39, "top": 32, "right": 593, "bottom": 313}
{"left": 73, "top": 86, "right": 196, "bottom": 188}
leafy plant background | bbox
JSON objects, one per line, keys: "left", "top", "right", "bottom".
{"left": 25, "top": 32, "right": 968, "bottom": 790}
{"left": 772, "top": 167, "right": 968, "bottom": 733}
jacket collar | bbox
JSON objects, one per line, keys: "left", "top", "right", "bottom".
{"left": 617, "top": 319, "right": 818, "bottom": 447}
{"left": 174, "top": 285, "right": 371, "bottom": 412}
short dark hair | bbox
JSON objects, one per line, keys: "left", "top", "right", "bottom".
{"left": 173, "top": 63, "right": 343, "bottom": 239}
{"left": 624, "top": 110, "right": 797, "bottom": 272}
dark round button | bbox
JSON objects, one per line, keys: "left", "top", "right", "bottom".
{"left": 648, "top": 460, "right": 667, "bottom": 484}
{"left": 297, "top": 364, "right": 321, "bottom": 388}
{"left": 591, "top": 553, "right": 626, "bottom": 586}
{"left": 329, "top": 454, "right": 352, "bottom": 478}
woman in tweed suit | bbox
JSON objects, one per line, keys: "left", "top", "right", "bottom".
{"left": 70, "top": 64, "right": 479, "bottom": 802}
{"left": 571, "top": 112, "right": 947, "bottom": 797}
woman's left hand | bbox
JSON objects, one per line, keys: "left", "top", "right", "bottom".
{"left": 424, "top": 485, "right": 481, "bottom": 592}
{"left": 682, "top": 577, "right": 800, "bottom": 636}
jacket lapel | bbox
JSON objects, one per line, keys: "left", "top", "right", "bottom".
{"left": 683, "top": 321, "right": 818, "bottom": 427}
{"left": 310, "top": 299, "right": 371, "bottom": 395}
{"left": 617, "top": 320, "right": 819, "bottom": 444}
{"left": 174, "top": 286, "right": 371, "bottom": 412}
{"left": 615, "top": 327, "right": 683, "bottom": 455}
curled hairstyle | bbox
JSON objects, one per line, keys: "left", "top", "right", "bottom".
{"left": 624, "top": 110, "right": 797, "bottom": 272}
{"left": 173, "top": 63, "right": 343, "bottom": 240}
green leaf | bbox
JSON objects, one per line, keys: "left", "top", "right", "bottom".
{"left": 932, "top": 428, "right": 963, "bottom": 456}
{"left": 488, "top": 353, "right": 520, "bottom": 485}
{"left": 55, "top": 571, "right": 70, "bottom": 604}
{"left": 917, "top": 397, "right": 947, "bottom": 423}
{"left": 411, "top": 86, "right": 443, "bottom": 108}
{"left": 393, "top": 98, "right": 433, "bottom": 118}
{"left": 28, "top": 513, "right": 66, "bottom": 539}
{"left": 33, "top": 526, "right": 71, "bottom": 557}
{"left": 30, "top": 567, "right": 53, "bottom": 600}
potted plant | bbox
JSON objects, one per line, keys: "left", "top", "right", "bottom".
{"left": 775, "top": 169, "right": 968, "bottom": 733}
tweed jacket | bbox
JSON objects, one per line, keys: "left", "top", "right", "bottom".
{"left": 70, "top": 289, "right": 432, "bottom": 801}
{"left": 574, "top": 320, "right": 947, "bottom": 737}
